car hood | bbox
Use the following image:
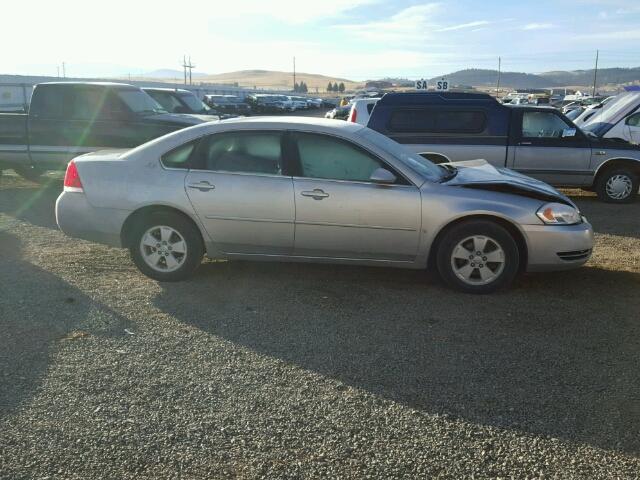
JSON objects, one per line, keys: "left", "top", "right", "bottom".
{"left": 149, "top": 113, "right": 217, "bottom": 126}
{"left": 443, "top": 160, "right": 576, "bottom": 207}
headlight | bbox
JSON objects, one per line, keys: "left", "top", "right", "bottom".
{"left": 536, "top": 203, "right": 582, "bottom": 225}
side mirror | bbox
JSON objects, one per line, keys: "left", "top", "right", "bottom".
{"left": 369, "top": 168, "right": 397, "bottom": 184}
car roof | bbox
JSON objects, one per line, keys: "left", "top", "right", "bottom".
{"left": 185, "top": 116, "right": 365, "bottom": 136}
{"left": 143, "top": 87, "right": 191, "bottom": 94}
{"left": 378, "top": 91, "right": 498, "bottom": 106}
{"left": 38, "top": 81, "right": 136, "bottom": 89}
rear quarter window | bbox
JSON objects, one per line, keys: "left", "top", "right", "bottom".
{"left": 388, "top": 109, "right": 487, "bottom": 134}
{"left": 161, "top": 141, "right": 197, "bottom": 169}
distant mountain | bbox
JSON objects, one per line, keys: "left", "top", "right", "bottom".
{"left": 430, "top": 69, "right": 556, "bottom": 89}
{"left": 431, "top": 67, "right": 640, "bottom": 89}
{"left": 539, "top": 67, "right": 640, "bottom": 86}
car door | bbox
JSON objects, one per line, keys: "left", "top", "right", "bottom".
{"left": 184, "top": 130, "right": 295, "bottom": 255}
{"left": 511, "top": 110, "right": 592, "bottom": 186}
{"left": 625, "top": 112, "right": 640, "bottom": 144}
{"left": 290, "top": 131, "right": 421, "bottom": 262}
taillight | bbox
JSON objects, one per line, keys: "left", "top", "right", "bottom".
{"left": 63, "top": 160, "right": 83, "bottom": 192}
{"left": 348, "top": 107, "right": 357, "bottom": 123}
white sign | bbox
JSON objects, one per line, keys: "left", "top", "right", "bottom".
{"left": 415, "top": 79, "right": 428, "bottom": 91}
{"left": 435, "top": 78, "right": 449, "bottom": 91}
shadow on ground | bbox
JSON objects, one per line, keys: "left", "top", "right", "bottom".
{"left": 154, "top": 260, "right": 640, "bottom": 454}
{"left": 0, "top": 231, "right": 130, "bottom": 418}
{"left": 0, "top": 178, "right": 62, "bottom": 230}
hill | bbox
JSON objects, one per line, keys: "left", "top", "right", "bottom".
{"left": 137, "top": 69, "right": 362, "bottom": 92}
{"left": 430, "top": 69, "right": 556, "bottom": 89}
{"left": 431, "top": 67, "right": 640, "bottom": 90}
{"left": 539, "top": 67, "right": 640, "bottom": 86}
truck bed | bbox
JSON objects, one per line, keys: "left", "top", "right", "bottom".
{"left": 0, "top": 113, "right": 28, "bottom": 146}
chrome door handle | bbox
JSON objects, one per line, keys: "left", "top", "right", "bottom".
{"left": 301, "top": 189, "right": 329, "bottom": 200}
{"left": 594, "top": 150, "right": 606, "bottom": 156}
{"left": 187, "top": 181, "right": 215, "bottom": 192}
{"left": 519, "top": 141, "right": 532, "bottom": 146}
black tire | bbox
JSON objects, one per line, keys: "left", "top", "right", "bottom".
{"left": 129, "top": 212, "right": 204, "bottom": 282}
{"left": 13, "top": 166, "right": 48, "bottom": 183}
{"left": 595, "top": 168, "right": 638, "bottom": 203}
{"left": 436, "top": 220, "right": 520, "bottom": 294}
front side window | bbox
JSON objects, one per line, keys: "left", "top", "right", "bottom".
{"left": 147, "top": 91, "right": 182, "bottom": 113}
{"left": 198, "top": 132, "right": 283, "bottom": 175}
{"left": 522, "top": 111, "right": 573, "bottom": 138}
{"left": 294, "top": 132, "right": 385, "bottom": 183}
{"left": 117, "top": 89, "right": 166, "bottom": 114}
{"left": 626, "top": 112, "right": 640, "bottom": 127}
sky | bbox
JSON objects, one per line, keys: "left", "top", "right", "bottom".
{"left": 3, "top": 0, "right": 639, "bottom": 80}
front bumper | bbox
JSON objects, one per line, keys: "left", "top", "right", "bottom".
{"left": 522, "top": 221, "right": 594, "bottom": 272}
{"left": 55, "top": 191, "right": 129, "bottom": 248}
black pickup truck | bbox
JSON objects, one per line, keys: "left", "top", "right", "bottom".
{"left": 0, "top": 82, "right": 212, "bottom": 181}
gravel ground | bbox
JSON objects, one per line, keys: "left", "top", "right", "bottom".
{"left": 0, "top": 172, "right": 639, "bottom": 479}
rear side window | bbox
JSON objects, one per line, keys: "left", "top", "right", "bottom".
{"left": 68, "top": 88, "right": 110, "bottom": 120}
{"left": 161, "top": 141, "right": 197, "bottom": 169}
{"left": 366, "top": 103, "right": 376, "bottom": 114}
{"left": 196, "top": 132, "right": 282, "bottom": 175}
{"left": 30, "top": 86, "right": 66, "bottom": 118}
{"left": 388, "top": 109, "right": 486, "bottom": 134}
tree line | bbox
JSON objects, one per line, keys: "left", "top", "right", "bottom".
{"left": 327, "top": 82, "right": 345, "bottom": 93}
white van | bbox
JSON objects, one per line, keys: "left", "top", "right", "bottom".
{"left": 581, "top": 92, "right": 640, "bottom": 144}
{"left": 347, "top": 98, "right": 380, "bottom": 125}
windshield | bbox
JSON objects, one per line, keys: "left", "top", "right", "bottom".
{"left": 118, "top": 89, "right": 166, "bottom": 114}
{"left": 179, "top": 92, "right": 209, "bottom": 113}
{"left": 209, "top": 96, "right": 228, "bottom": 104}
{"left": 359, "top": 128, "right": 444, "bottom": 182}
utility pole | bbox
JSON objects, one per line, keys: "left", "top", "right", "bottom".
{"left": 496, "top": 56, "right": 501, "bottom": 96}
{"left": 62, "top": 62, "right": 66, "bottom": 78}
{"left": 57, "top": 66, "right": 60, "bottom": 78}
{"left": 592, "top": 50, "right": 599, "bottom": 97}
{"left": 293, "top": 56, "right": 296, "bottom": 91}
{"left": 182, "top": 56, "right": 195, "bottom": 85}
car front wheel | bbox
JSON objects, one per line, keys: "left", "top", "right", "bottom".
{"left": 596, "top": 168, "right": 638, "bottom": 203}
{"left": 129, "top": 212, "right": 204, "bottom": 282}
{"left": 436, "top": 220, "right": 520, "bottom": 294}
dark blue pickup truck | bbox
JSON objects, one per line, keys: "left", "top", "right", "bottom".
{"left": 0, "top": 82, "right": 212, "bottom": 181}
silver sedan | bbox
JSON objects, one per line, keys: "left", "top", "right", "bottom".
{"left": 56, "top": 117, "right": 594, "bottom": 293}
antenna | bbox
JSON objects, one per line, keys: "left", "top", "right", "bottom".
{"left": 496, "top": 56, "right": 501, "bottom": 96}
{"left": 293, "top": 56, "right": 296, "bottom": 91}
{"left": 592, "top": 50, "right": 599, "bottom": 97}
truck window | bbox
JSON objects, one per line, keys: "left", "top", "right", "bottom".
{"left": 521, "top": 111, "right": 572, "bottom": 138}
{"left": 68, "top": 88, "right": 110, "bottom": 120}
{"left": 388, "top": 109, "right": 486, "bottom": 134}
{"left": 30, "top": 86, "right": 66, "bottom": 118}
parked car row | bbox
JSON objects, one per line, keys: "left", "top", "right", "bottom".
{"left": 0, "top": 81, "right": 337, "bottom": 181}
{"left": 327, "top": 91, "right": 640, "bottom": 203}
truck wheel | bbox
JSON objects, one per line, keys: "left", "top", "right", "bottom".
{"left": 14, "top": 166, "right": 47, "bottom": 184}
{"left": 595, "top": 168, "right": 638, "bottom": 203}
{"left": 129, "top": 212, "right": 204, "bottom": 282}
{"left": 436, "top": 220, "right": 520, "bottom": 294}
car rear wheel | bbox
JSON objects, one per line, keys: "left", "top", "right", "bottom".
{"left": 595, "top": 168, "right": 638, "bottom": 203}
{"left": 129, "top": 212, "right": 204, "bottom": 282}
{"left": 436, "top": 220, "right": 520, "bottom": 294}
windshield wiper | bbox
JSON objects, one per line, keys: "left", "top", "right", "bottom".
{"left": 439, "top": 164, "right": 458, "bottom": 182}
